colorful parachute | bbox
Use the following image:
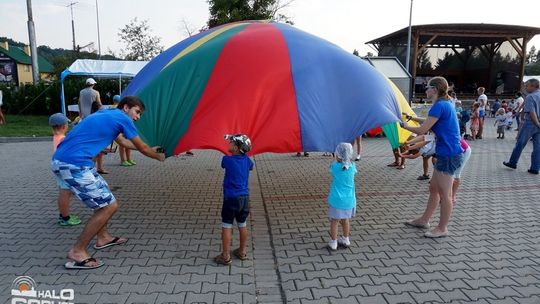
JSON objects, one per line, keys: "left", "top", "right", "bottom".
{"left": 123, "top": 20, "right": 403, "bottom": 156}
{"left": 382, "top": 79, "right": 419, "bottom": 149}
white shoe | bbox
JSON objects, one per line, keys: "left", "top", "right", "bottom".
{"left": 328, "top": 240, "right": 338, "bottom": 251}
{"left": 338, "top": 236, "right": 350, "bottom": 248}
{"left": 355, "top": 155, "right": 361, "bottom": 161}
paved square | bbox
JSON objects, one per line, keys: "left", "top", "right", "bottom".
{"left": 1, "top": 119, "right": 539, "bottom": 303}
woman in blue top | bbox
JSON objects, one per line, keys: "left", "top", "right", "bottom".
{"left": 401, "top": 76, "right": 464, "bottom": 238}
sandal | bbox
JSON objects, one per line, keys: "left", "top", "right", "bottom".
{"left": 417, "top": 174, "right": 430, "bottom": 180}
{"left": 232, "top": 248, "right": 248, "bottom": 260}
{"left": 94, "top": 237, "right": 128, "bottom": 250}
{"left": 65, "top": 257, "right": 104, "bottom": 269}
{"left": 97, "top": 169, "right": 109, "bottom": 174}
{"left": 214, "top": 253, "right": 232, "bottom": 265}
{"left": 387, "top": 162, "right": 399, "bottom": 167}
{"left": 396, "top": 165, "right": 405, "bottom": 170}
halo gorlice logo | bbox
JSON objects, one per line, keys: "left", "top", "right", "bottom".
{"left": 11, "top": 276, "right": 75, "bottom": 304}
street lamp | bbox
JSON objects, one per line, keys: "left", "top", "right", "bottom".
{"left": 95, "top": 0, "right": 101, "bottom": 57}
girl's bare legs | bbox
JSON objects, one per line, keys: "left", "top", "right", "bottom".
{"left": 330, "top": 219, "right": 339, "bottom": 240}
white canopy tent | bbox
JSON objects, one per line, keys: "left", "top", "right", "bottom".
{"left": 60, "top": 59, "right": 148, "bottom": 114}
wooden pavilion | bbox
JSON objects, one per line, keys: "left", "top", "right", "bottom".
{"left": 366, "top": 24, "right": 540, "bottom": 96}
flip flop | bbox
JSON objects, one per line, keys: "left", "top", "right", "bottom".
{"left": 97, "top": 170, "right": 109, "bottom": 174}
{"left": 93, "top": 237, "right": 128, "bottom": 250}
{"left": 214, "top": 253, "right": 232, "bottom": 265}
{"left": 65, "top": 257, "right": 104, "bottom": 269}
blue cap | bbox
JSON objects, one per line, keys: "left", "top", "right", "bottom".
{"left": 113, "top": 95, "right": 121, "bottom": 102}
{"left": 48, "top": 113, "right": 70, "bottom": 126}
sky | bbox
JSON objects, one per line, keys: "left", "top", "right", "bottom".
{"left": 1, "top": 0, "right": 539, "bottom": 57}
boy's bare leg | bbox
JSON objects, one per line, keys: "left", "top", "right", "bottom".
{"left": 67, "top": 203, "right": 118, "bottom": 264}
{"left": 221, "top": 228, "right": 232, "bottom": 259}
{"left": 58, "top": 189, "right": 72, "bottom": 217}
{"left": 330, "top": 219, "right": 339, "bottom": 240}
{"left": 238, "top": 227, "right": 248, "bottom": 255}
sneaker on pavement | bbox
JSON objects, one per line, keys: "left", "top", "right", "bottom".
{"left": 128, "top": 159, "right": 137, "bottom": 165}
{"left": 121, "top": 160, "right": 132, "bottom": 167}
{"left": 328, "top": 240, "right": 338, "bottom": 251}
{"left": 338, "top": 236, "right": 350, "bottom": 248}
{"left": 58, "top": 215, "right": 82, "bottom": 226}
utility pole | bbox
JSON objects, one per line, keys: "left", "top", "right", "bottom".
{"left": 26, "top": 0, "right": 40, "bottom": 84}
{"left": 67, "top": 2, "right": 78, "bottom": 51}
{"left": 405, "top": 0, "right": 413, "bottom": 72}
{"left": 95, "top": 0, "right": 101, "bottom": 57}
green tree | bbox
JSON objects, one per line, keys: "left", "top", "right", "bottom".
{"left": 417, "top": 49, "right": 433, "bottom": 71}
{"left": 118, "top": 18, "right": 164, "bottom": 61}
{"left": 207, "top": 0, "right": 294, "bottom": 28}
{"left": 527, "top": 45, "right": 537, "bottom": 64}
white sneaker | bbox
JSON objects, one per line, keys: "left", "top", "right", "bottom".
{"left": 328, "top": 240, "right": 338, "bottom": 251}
{"left": 355, "top": 155, "right": 361, "bottom": 161}
{"left": 338, "top": 236, "right": 350, "bottom": 248}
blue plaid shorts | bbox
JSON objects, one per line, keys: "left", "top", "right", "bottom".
{"left": 51, "top": 160, "right": 116, "bottom": 209}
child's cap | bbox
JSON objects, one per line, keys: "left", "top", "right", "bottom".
{"left": 113, "top": 95, "right": 121, "bottom": 102}
{"left": 224, "top": 134, "right": 252, "bottom": 154}
{"left": 49, "top": 113, "right": 70, "bottom": 126}
{"left": 335, "top": 142, "right": 353, "bottom": 169}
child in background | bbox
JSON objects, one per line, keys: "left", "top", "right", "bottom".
{"left": 49, "top": 113, "right": 81, "bottom": 226}
{"left": 505, "top": 108, "right": 514, "bottom": 130}
{"left": 494, "top": 108, "right": 507, "bottom": 139}
{"left": 400, "top": 134, "right": 436, "bottom": 180}
{"left": 327, "top": 143, "right": 357, "bottom": 250}
{"left": 215, "top": 134, "right": 254, "bottom": 265}
{"left": 470, "top": 102, "right": 480, "bottom": 141}
{"left": 111, "top": 95, "right": 136, "bottom": 167}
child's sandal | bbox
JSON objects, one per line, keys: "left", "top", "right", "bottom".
{"left": 233, "top": 248, "right": 248, "bottom": 260}
{"left": 214, "top": 254, "right": 232, "bottom": 265}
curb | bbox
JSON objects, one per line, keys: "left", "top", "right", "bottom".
{"left": 0, "top": 137, "right": 51, "bottom": 143}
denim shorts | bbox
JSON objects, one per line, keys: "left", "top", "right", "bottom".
{"left": 453, "top": 148, "right": 471, "bottom": 179}
{"left": 434, "top": 153, "right": 464, "bottom": 176}
{"left": 221, "top": 195, "right": 250, "bottom": 228}
{"left": 479, "top": 109, "right": 485, "bottom": 118}
{"left": 51, "top": 160, "right": 116, "bottom": 209}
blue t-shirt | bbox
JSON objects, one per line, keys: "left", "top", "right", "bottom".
{"left": 222, "top": 154, "right": 254, "bottom": 199}
{"left": 428, "top": 99, "right": 463, "bottom": 157}
{"left": 328, "top": 162, "right": 357, "bottom": 210}
{"left": 53, "top": 109, "right": 139, "bottom": 166}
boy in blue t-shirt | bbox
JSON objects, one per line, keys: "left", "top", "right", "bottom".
{"left": 215, "top": 134, "right": 254, "bottom": 265}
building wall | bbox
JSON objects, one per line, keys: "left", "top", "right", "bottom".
{"left": 16, "top": 64, "right": 33, "bottom": 85}
{"left": 15, "top": 63, "right": 52, "bottom": 85}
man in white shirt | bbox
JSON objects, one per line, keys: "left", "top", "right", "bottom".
{"left": 477, "top": 87, "right": 488, "bottom": 139}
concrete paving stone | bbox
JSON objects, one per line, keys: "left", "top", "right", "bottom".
{"left": 414, "top": 281, "right": 446, "bottom": 292}
{"left": 184, "top": 292, "right": 215, "bottom": 304}
{"left": 337, "top": 285, "right": 368, "bottom": 297}
{"left": 311, "top": 287, "right": 340, "bottom": 300}
{"left": 353, "top": 294, "right": 387, "bottom": 304}
{"left": 383, "top": 292, "right": 416, "bottom": 304}
{"left": 189, "top": 273, "right": 217, "bottom": 284}
{"left": 486, "top": 286, "right": 524, "bottom": 298}
{"left": 328, "top": 268, "right": 355, "bottom": 279}
{"left": 88, "top": 282, "right": 122, "bottom": 294}
{"left": 154, "top": 292, "right": 186, "bottom": 304}
{"left": 117, "top": 283, "right": 149, "bottom": 294}
{"left": 72, "top": 293, "right": 101, "bottom": 304}
{"left": 285, "top": 288, "right": 314, "bottom": 301}
{"left": 510, "top": 296, "right": 540, "bottom": 304}
{"left": 295, "top": 278, "right": 323, "bottom": 290}
{"left": 436, "top": 289, "right": 474, "bottom": 302}
{"left": 173, "top": 282, "right": 203, "bottom": 293}
{"left": 97, "top": 293, "right": 130, "bottom": 304}
{"left": 369, "top": 274, "right": 399, "bottom": 285}
{"left": 320, "top": 277, "right": 347, "bottom": 288}
{"left": 364, "top": 283, "right": 391, "bottom": 296}
{"left": 111, "top": 274, "right": 140, "bottom": 284}
{"left": 201, "top": 282, "right": 228, "bottom": 293}
{"left": 409, "top": 290, "right": 444, "bottom": 303}
{"left": 299, "top": 297, "right": 331, "bottom": 304}
{"left": 511, "top": 285, "right": 540, "bottom": 298}
{"left": 387, "top": 281, "right": 420, "bottom": 294}
{"left": 145, "top": 282, "right": 176, "bottom": 293}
